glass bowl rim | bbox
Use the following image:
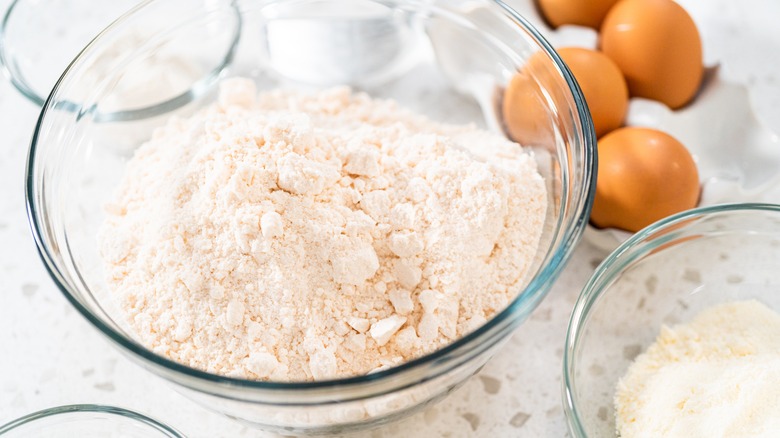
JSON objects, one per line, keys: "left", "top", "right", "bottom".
{"left": 0, "top": 404, "right": 185, "bottom": 437}
{"left": 562, "top": 202, "right": 780, "bottom": 437}
{"left": 25, "top": 0, "right": 596, "bottom": 392}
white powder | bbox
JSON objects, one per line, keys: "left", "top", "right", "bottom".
{"left": 98, "top": 78, "right": 547, "bottom": 381}
{"left": 615, "top": 300, "right": 780, "bottom": 438}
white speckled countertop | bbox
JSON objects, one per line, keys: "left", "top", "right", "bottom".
{"left": 1, "top": 0, "right": 778, "bottom": 436}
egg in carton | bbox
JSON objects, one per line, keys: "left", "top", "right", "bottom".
{"left": 432, "top": 0, "right": 780, "bottom": 254}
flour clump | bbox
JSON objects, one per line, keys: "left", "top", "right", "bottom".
{"left": 99, "top": 78, "right": 547, "bottom": 381}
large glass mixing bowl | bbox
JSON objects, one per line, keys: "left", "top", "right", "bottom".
{"left": 26, "top": 0, "right": 596, "bottom": 434}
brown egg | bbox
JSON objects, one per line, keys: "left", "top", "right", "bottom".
{"left": 590, "top": 127, "right": 699, "bottom": 232}
{"left": 502, "top": 52, "right": 563, "bottom": 149}
{"left": 600, "top": 0, "right": 703, "bottom": 109}
{"left": 557, "top": 47, "right": 628, "bottom": 138}
{"left": 537, "top": 0, "right": 620, "bottom": 29}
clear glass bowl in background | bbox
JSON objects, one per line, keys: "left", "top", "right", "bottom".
{"left": 0, "top": 405, "right": 185, "bottom": 437}
{"left": 563, "top": 203, "right": 780, "bottom": 437}
{"left": 0, "top": 0, "right": 238, "bottom": 120}
{"left": 0, "top": 0, "right": 140, "bottom": 106}
{"left": 26, "top": 0, "right": 596, "bottom": 434}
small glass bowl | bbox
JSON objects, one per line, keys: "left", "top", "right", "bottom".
{"left": 0, "top": 0, "right": 134, "bottom": 106}
{"left": 0, "top": 405, "right": 185, "bottom": 437}
{"left": 27, "top": 0, "right": 596, "bottom": 434}
{"left": 563, "top": 203, "right": 780, "bottom": 437}
{"left": 0, "top": 0, "right": 238, "bottom": 118}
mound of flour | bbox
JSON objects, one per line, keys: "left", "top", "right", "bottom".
{"left": 99, "top": 78, "right": 547, "bottom": 381}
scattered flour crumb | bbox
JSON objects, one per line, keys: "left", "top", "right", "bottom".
{"left": 99, "top": 77, "right": 547, "bottom": 381}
